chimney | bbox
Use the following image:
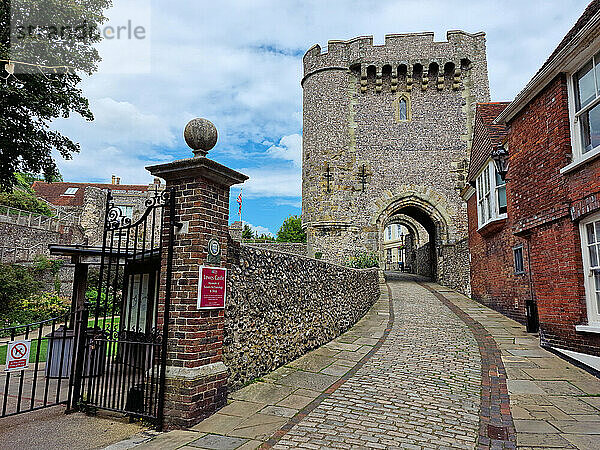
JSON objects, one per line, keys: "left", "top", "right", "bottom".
{"left": 116, "top": 177, "right": 121, "bottom": 185}
{"left": 111, "top": 175, "right": 116, "bottom": 185}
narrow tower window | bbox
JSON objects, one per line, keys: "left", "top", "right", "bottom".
{"left": 398, "top": 99, "right": 407, "bottom": 120}
{"left": 394, "top": 94, "right": 411, "bottom": 122}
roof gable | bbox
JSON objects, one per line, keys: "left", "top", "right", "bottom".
{"left": 467, "top": 102, "right": 510, "bottom": 182}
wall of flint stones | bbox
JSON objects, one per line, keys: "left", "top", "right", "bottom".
{"left": 224, "top": 242, "right": 379, "bottom": 391}
{"left": 0, "top": 222, "right": 84, "bottom": 263}
{"left": 241, "top": 242, "right": 308, "bottom": 257}
{"left": 407, "top": 242, "right": 433, "bottom": 279}
{"left": 440, "top": 238, "right": 471, "bottom": 297}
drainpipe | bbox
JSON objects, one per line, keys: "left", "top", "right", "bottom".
{"left": 525, "top": 236, "right": 540, "bottom": 333}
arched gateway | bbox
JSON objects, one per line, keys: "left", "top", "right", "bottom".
{"left": 301, "top": 31, "right": 490, "bottom": 294}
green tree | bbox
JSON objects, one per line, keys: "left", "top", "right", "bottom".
{"left": 276, "top": 215, "right": 306, "bottom": 243}
{"left": 0, "top": 189, "right": 53, "bottom": 215}
{"left": 242, "top": 224, "right": 254, "bottom": 240}
{"left": 15, "top": 172, "right": 62, "bottom": 191}
{"left": 0, "top": 0, "right": 111, "bottom": 190}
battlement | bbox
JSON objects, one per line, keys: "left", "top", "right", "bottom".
{"left": 303, "top": 30, "right": 486, "bottom": 82}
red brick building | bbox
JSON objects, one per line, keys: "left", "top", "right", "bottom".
{"left": 465, "top": 0, "right": 600, "bottom": 371}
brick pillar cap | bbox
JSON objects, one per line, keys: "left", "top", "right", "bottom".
{"left": 146, "top": 156, "right": 248, "bottom": 187}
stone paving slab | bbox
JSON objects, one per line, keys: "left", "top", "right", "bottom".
{"left": 134, "top": 431, "right": 203, "bottom": 450}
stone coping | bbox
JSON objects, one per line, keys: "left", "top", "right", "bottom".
{"left": 240, "top": 244, "right": 381, "bottom": 272}
{"left": 146, "top": 157, "right": 248, "bottom": 187}
{"left": 164, "top": 362, "right": 228, "bottom": 381}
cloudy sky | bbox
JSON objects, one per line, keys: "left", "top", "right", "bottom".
{"left": 52, "top": 0, "right": 590, "bottom": 236}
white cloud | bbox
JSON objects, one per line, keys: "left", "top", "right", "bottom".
{"left": 275, "top": 199, "right": 302, "bottom": 208}
{"left": 53, "top": 145, "right": 170, "bottom": 184}
{"left": 246, "top": 223, "right": 274, "bottom": 237}
{"left": 266, "top": 134, "right": 302, "bottom": 167}
{"left": 239, "top": 167, "right": 301, "bottom": 199}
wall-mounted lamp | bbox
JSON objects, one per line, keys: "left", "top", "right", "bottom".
{"left": 491, "top": 144, "right": 509, "bottom": 181}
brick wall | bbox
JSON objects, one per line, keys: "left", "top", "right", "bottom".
{"left": 467, "top": 194, "right": 531, "bottom": 325}
{"left": 506, "top": 74, "right": 600, "bottom": 356}
{"left": 156, "top": 177, "right": 231, "bottom": 427}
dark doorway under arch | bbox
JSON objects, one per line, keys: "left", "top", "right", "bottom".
{"left": 378, "top": 199, "right": 449, "bottom": 281}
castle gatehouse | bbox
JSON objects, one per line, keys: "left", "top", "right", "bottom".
{"left": 301, "top": 31, "right": 490, "bottom": 294}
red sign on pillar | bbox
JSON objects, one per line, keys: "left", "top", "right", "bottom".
{"left": 198, "top": 266, "right": 227, "bottom": 309}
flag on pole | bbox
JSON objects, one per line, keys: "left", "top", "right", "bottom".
{"left": 237, "top": 189, "right": 242, "bottom": 215}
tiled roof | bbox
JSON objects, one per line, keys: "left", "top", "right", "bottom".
{"left": 467, "top": 102, "right": 510, "bottom": 182}
{"left": 479, "top": 103, "right": 510, "bottom": 146}
{"left": 32, "top": 181, "right": 151, "bottom": 207}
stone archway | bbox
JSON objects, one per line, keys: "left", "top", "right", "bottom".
{"left": 384, "top": 214, "right": 424, "bottom": 245}
{"left": 372, "top": 187, "right": 457, "bottom": 280}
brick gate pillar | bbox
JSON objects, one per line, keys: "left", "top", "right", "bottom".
{"left": 146, "top": 118, "right": 248, "bottom": 428}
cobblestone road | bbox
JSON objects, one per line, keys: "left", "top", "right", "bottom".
{"left": 274, "top": 277, "right": 482, "bottom": 449}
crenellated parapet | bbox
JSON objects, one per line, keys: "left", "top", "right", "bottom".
{"left": 302, "top": 31, "right": 487, "bottom": 92}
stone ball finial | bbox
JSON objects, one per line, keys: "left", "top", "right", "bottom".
{"left": 184, "top": 118, "right": 218, "bottom": 157}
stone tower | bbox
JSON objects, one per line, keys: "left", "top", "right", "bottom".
{"left": 301, "top": 31, "right": 490, "bottom": 293}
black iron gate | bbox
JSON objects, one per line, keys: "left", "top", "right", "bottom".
{"left": 75, "top": 188, "right": 175, "bottom": 427}
{"left": 0, "top": 309, "right": 83, "bottom": 418}
{"left": 0, "top": 188, "right": 174, "bottom": 427}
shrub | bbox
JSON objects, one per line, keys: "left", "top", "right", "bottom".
{"left": 346, "top": 251, "right": 379, "bottom": 269}
{"left": 85, "top": 289, "right": 121, "bottom": 316}
{"left": 86, "top": 269, "right": 123, "bottom": 316}
{"left": 0, "top": 190, "right": 53, "bottom": 216}
{"left": 32, "top": 255, "right": 64, "bottom": 275}
{"left": 0, "top": 264, "right": 39, "bottom": 314}
{"left": 21, "top": 293, "right": 71, "bottom": 321}
{"left": 0, "top": 293, "right": 70, "bottom": 334}
{"left": 0, "top": 262, "right": 71, "bottom": 334}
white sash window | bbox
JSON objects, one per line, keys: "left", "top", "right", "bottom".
{"left": 476, "top": 161, "right": 507, "bottom": 228}
{"left": 580, "top": 213, "right": 600, "bottom": 325}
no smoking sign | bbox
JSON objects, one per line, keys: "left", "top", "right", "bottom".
{"left": 5, "top": 340, "right": 31, "bottom": 372}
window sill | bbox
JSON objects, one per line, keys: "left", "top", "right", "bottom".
{"left": 560, "top": 146, "right": 600, "bottom": 174}
{"left": 575, "top": 324, "right": 600, "bottom": 334}
{"left": 477, "top": 216, "right": 507, "bottom": 236}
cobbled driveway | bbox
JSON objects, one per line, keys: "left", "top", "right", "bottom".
{"left": 274, "top": 276, "right": 482, "bottom": 449}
